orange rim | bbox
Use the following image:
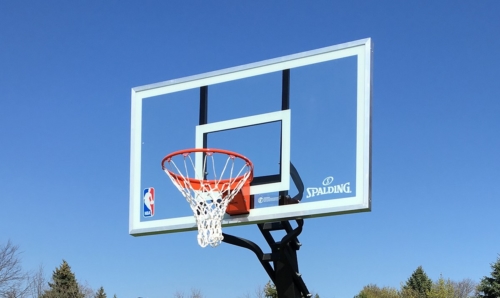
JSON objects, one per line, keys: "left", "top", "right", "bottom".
{"left": 161, "top": 148, "right": 254, "bottom": 190}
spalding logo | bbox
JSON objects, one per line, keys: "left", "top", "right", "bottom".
{"left": 306, "top": 176, "right": 352, "bottom": 198}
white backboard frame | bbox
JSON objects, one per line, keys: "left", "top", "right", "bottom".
{"left": 129, "top": 38, "right": 372, "bottom": 236}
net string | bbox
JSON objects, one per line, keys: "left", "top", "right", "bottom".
{"left": 163, "top": 151, "right": 251, "bottom": 247}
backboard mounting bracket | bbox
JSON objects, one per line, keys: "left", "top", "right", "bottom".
{"left": 222, "top": 219, "right": 311, "bottom": 298}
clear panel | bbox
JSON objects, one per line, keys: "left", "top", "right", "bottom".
{"left": 290, "top": 55, "right": 357, "bottom": 202}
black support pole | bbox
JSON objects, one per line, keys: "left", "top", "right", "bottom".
{"left": 199, "top": 86, "right": 208, "bottom": 149}
{"left": 279, "top": 69, "right": 291, "bottom": 205}
{"left": 222, "top": 219, "right": 310, "bottom": 298}
{"left": 282, "top": 69, "right": 290, "bottom": 110}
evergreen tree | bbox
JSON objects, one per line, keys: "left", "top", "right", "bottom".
{"left": 264, "top": 281, "right": 277, "bottom": 298}
{"left": 354, "top": 284, "right": 399, "bottom": 298}
{"left": 94, "top": 286, "right": 107, "bottom": 298}
{"left": 427, "top": 275, "right": 454, "bottom": 298}
{"left": 42, "top": 260, "right": 84, "bottom": 298}
{"left": 477, "top": 255, "right": 500, "bottom": 298}
{"left": 403, "top": 266, "right": 432, "bottom": 298}
{"left": 262, "top": 280, "right": 318, "bottom": 298}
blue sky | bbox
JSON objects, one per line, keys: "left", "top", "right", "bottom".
{"left": 1, "top": 1, "right": 499, "bottom": 297}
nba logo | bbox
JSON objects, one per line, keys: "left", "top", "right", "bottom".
{"left": 143, "top": 187, "right": 155, "bottom": 217}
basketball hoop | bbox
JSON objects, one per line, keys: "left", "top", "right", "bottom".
{"left": 161, "top": 148, "right": 253, "bottom": 247}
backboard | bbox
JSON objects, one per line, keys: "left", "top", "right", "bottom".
{"left": 129, "top": 38, "right": 372, "bottom": 236}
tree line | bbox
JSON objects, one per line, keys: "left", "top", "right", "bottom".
{"left": 2, "top": 239, "right": 498, "bottom": 297}
{"left": 354, "top": 256, "right": 500, "bottom": 298}
{"left": 0, "top": 240, "right": 112, "bottom": 298}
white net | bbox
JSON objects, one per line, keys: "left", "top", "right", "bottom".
{"left": 162, "top": 149, "right": 252, "bottom": 247}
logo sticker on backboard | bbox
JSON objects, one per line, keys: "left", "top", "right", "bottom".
{"left": 143, "top": 187, "right": 155, "bottom": 217}
{"left": 305, "top": 176, "right": 352, "bottom": 199}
